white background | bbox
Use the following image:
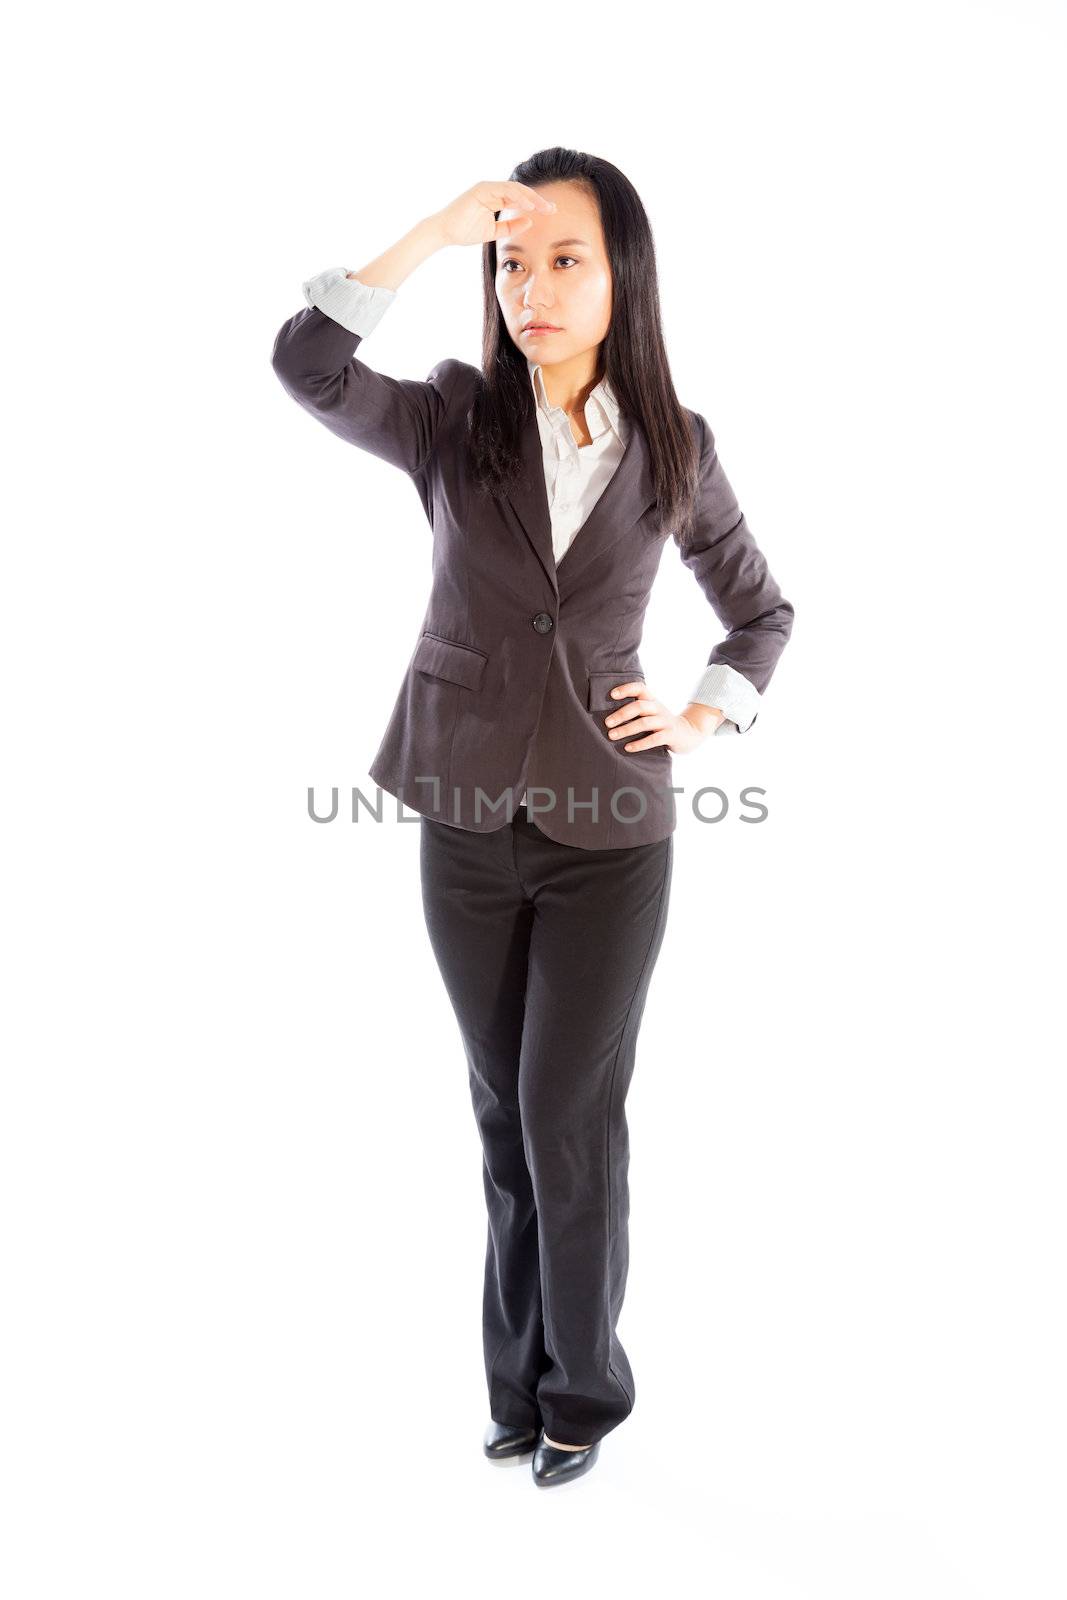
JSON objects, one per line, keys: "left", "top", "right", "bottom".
{"left": 4, "top": 2, "right": 1064, "bottom": 1595}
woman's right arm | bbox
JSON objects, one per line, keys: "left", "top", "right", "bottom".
{"left": 270, "top": 216, "right": 457, "bottom": 475}
{"left": 271, "top": 184, "right": 556, "bottom": 475}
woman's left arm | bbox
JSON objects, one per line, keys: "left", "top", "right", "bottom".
{"left": 678, "top": 412, "right": 796, "bottom": 736}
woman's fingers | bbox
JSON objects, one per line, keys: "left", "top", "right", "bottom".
{"left": 492, "top": 213, "right": 534, "bottom": 241}
{"left": 605, "top": 690, "right": 660, "bottom": 744}
{"left": 600, "top": 681, "right": 707, "bottom": 754}
{"left": 435, "top": 182, "right": 556, "bottom": 247}
{"left": 487, "top": 181, "right": 555, "bottom": 237}
{"left": 479, "top": 181, "right": 556, "bottom": 213}
{"left": 608, "top": 680, "right": 647, "bottom": 702}
{"left": 604, "top": 687, "right": 656, "bottom": 728}
{"left": 608, "top": 716, "right": 662, "bottom": 743}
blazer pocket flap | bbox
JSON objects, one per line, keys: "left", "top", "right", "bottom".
{"left": 587, "top": 668, "right": 643, "bottom": 711}
{"left": 414, "top": 632, "right": 488, "bottom": 691}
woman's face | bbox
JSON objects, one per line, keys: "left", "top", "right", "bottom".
{"left": 495, "top": 180, "right": 613, "bottom": 374}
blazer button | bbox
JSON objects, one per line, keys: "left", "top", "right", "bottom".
{"left": 532, "top": 612, "right": 554, "bottom": 634}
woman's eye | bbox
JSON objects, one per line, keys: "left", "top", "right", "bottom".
{"left": 501, "top": 257, "right": 579, "bottom": 272}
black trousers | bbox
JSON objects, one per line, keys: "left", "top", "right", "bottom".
{"left": 419, "top": 802, "right": 674, "bottom": 1446}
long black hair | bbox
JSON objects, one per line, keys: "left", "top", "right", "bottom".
{"left": 465, "top": 146, "right": 703, "bottom": 551}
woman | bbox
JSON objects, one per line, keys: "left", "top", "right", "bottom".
{"left": 272, "top": 148, "right": 795, "bottom": 1486}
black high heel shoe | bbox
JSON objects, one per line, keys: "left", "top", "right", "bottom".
{"left": 531, "top": 1430, "right": 601, "bottom": 1486}
{"left": 483, "top": 1420, "right": 539, "bottom": 1459}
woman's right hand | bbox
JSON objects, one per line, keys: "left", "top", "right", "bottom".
{"left": 429, "top": 181, "right": 557, "bottom": 249}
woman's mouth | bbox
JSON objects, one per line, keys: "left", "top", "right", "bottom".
{"left": 523, "top": 325, "right": 561, "bottom": 335}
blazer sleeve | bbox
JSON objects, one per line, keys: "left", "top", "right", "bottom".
{"left": 271, "top": 267, "right": 463, "bottom": 476}
{"left": 680, "top": 414, "right": 795, "bottom": 735}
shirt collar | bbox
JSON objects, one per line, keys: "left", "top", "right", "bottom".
{"left": 526, "top": 358, "right": 623, "bottom": 440}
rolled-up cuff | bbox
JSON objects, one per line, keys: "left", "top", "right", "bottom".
{"left": 687, "top": 662, "right": 761, "bottom": 735}
{"left": 301, "top": 267, "right": 398, "bottom": 337}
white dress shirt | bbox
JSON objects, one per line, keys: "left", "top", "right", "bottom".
{"left": 300, "top": 268, "right": 762, "bottom": 809}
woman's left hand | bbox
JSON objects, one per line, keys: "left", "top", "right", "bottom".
{"left": 603, "top": 681, "right": 724, "bottom": 754}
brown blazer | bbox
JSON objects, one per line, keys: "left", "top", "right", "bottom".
{"left": 271, "top": 304, "right": 795, "bottom": 850}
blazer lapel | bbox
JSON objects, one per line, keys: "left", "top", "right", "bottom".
{"left": 504, "top": 404, "right": 558, "bottom": 597}
{"left": 504, "top": 395, "right": 659, "bottom": 600}
{"left": 555, "top": 416, "right": 657, "bottom": 595}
